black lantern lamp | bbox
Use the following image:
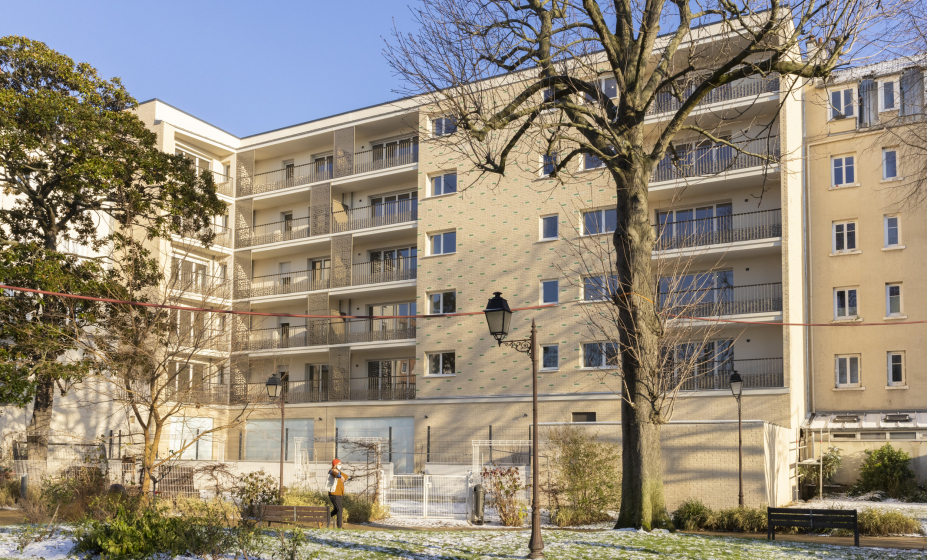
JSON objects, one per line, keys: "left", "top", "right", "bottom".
{"left": 266, "top": 373, "right": 281, "bottom": 398}
{"left": 483, "top": 292, "right": 513, "bottom": 345}
{"left": 729, "top": 370, "right": 743, "bottom": 398}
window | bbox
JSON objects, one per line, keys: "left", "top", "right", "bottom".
{"left": 541, "top": 345, "right": 559, "bottom": 370}
{"left": 429, "top": 291, "right": 456, "bottom": 314}
{"left": 572, "top": 412, "right": 596, "bottom": 422}
{"left": 832, "top": 221, "right": 857, "bottom": 252}
{"left": 832, "top": 156, "right": 855, "bottom": 187}
{"left": 540, "top": 215, "right": 558, "bottom": 240}
{"left": 542, "top": 152, "right": 558, "bottom": 176}
{"left": 883, "top": 149, "right": 898, "bottom": 179}
{"left": 830, "top": 88, "right": 855, "bottom": 119}
{"left": 432, "top": 116, "right": 457, "bottom": 137}
{"left": 431, "top": 172, "right": 457, "bottom": 196}
{"left": 584, "top": 152, "right": 605, "bottom": 170}
{"left": 245, "top": 419, "right": 314, "bottom": 462}
{"left": 834, "top": 287, "right": 859, "bottom": 319}
{"left": 584, "top": 275, "right": 618, "bottom": 301}
{"left": 430, "top": 231, "right": 457, "bottom": 254}
{"left": 583, "top": 208, "right": 618, "bottom": 235}
{"left": 835, "top": 354, "right": 861, "bottom": 387}
{"left": 880, "top": 78, "right": 898, "bottom": 111}
{"left": 656, "top": 203, "right": 733, "bottom": 247}
{"left": 884, "top": 215, "right": 901, "bottom": 247}
{"left": 886, "top": 284, "right": 903, "bottom": 316}
{"left": 585, "top": 76, "right": 618, "bottom": 103}
{"left": 371, "top": 191, "right": 417, "bottom": 216}
{"left": 427, "top": 352, "right": 455, "bottom": 375}
{"left": 887, "top": 352, "right": 905, "bottom": 386}
{"left": 541, "top": 280, "right": 559, "bottom": 304}
{"left": 171, "top": 417, "right": 214, "bottom": 461}
{"left": 583, "top": 342, "right": 620, "bottom": 368}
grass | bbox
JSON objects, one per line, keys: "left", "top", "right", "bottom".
{"left": 1, "top": 526, "right": 924, "bottom": 559}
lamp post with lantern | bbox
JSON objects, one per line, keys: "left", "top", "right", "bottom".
{"left": 266, "top": 373, "right": 285, "bottom": 495}
{"left": 729, "top": 370, "right": 744, "bottom": 507}
{"left": 483, "top": 291, "right": 543, "bottom": 559}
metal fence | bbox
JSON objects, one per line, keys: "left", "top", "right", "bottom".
{"left": 382, "top": 474, "right": 469, "bottom": 519}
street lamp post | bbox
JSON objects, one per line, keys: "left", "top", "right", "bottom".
{"left": 484, "top": 292, "right": 543, "bottom": 559}
{"left": 266, "top": 374, "right": 285, "bottom": 495}
{"left": 729, "top": 370, "right": 744, "bottom": 507}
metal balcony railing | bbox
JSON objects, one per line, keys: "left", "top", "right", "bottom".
{"left": 244, "top": 162, "right": 333, "bottom": 196}
{"left": 659, "top": 282, "right": 783, "bottom": 318}
{"left": 670, "top": 357, "right": 785, "bottom": 391}
{"left": 329, "top": 318, "right": 417, "bottom": 345}
{"left": 235, "top": 324, "right": 329, "bottom": 352}
{"left": 651, "top": 136, "right": 780, "bottom": 183}
{"left": 353, "top": 138, "right": 419, "bottom": 175}
{"left": 654, "top": 209, "right": 782, "bottom": 251}
{"left": 249, "top": 268, "right": 330, "bottom": 298}
{"left": 332, "top": 200, "right": 418, "bottom": 233}
{"left": 647, "top": 75, "right": 780, "bottom": 116}
{"left": 120, "top": 380, "right": 230, "bottom": 405}
{"left": 239, "top": 216, "right": 311, "bottom": 248}
{"left": 167, "top": 328, "right": 230, "bottom": 352}
{"left": 168, "top": 270, "right": 231, "bottom": 298}
{"left": 209, "top": 171, "right": 233, "bottom": 197}
{"left": 230, "top": 375, "right": 415, "bottom": 404}
{"left": 350, "top": 257, "right": 418, "bottom": 286}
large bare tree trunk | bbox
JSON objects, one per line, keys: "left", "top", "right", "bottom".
{"left": 26, "top": 380, "right": 54, "bottom": 461}
{"left": 613, "top": 160, "right": 672, "bottom": 529}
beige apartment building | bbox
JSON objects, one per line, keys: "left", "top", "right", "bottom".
{"left": 2, "top": 27, "right": 826, "bottom": 510}
{"left": 804, "top": 60, "right": 927, "bottom": 483}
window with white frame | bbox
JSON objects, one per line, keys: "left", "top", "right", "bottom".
{"left": 542, "top": 280, "right": 559, "bottom": 304}
{"left": 540, "top": 215, "right": 558, "bottom": 240}
{"left": 880, "top": 78, "right": 898, "bottom": 111}
{"left": 834, "top": 287, "right": 859, "bottom": 320}
{"left": 431, "top": 172, "right": 457, "bottom": 196}
{"left": 887, "top": 351, "right": 905, "bottom": 386}
{"left": 830, "top": 88, "right": 855, "bottom": 119}
{"left": 583, "top": 208, "right": 618, "bottom": 235}
{"left": 832, "top": 220, "right": 857, "bottom": 252}
{"left": 884, "top": 215, "right": 901, "bottom": 247}
{"left": 430, "top": 231, "right": 456, "bottom": 255}
{"left": 883, "top": 149, "right": 898, "bottom": 179}
{"left": 886, "top": 283, "right": 903, "bottom": 316}
{"left": 432, "top": 116, "right": 457, "bottom": 137}
{"left": 583, "top": 342, "right": 620, "bottom": 368}
{"left": 584, "top": 275, "right": 618, "bottom": 301}
{"left": 584, "top": 76, "right": 619, "bottom": 103}
{"left": 835, "top": 354, "right": 861, "bottom": 387}
{"left": 584, "top": 152, "right": 605, "bottom": 170}
{"left": 832, "top": 156, "right": 855, "bottom": 187}
{"left": 427, "top": 352, "right": 455, "bottom": 375}
{"left": 541, "top": 345, "right": 559, "bottom": 370}
{"left": 429, "top": 291, "right": 456, "bottom": 314}
{"left": 542, "top": 152, "right": 559, "bottom": 176}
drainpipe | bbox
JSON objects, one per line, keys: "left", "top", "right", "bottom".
{"left": 801, "top": 80, "right": 816, "bottom": 416}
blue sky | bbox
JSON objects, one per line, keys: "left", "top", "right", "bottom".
{"left": 1, "top": 0, "right": 416, "bottom": 136}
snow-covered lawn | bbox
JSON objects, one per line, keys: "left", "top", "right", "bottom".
{"left": 1, "top": 527, "right": 926, "bottom": 559}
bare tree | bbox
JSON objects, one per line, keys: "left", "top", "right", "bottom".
{"left": 386, "top": 0, "right": 870, "bottom": 528}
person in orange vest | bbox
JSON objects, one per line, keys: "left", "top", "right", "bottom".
{"left": 327, "top": 458, "right": 349, "bottom": 528}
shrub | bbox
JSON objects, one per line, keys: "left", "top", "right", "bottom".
{"left": 235, "top": 471, "right": 282, "bottom": 518}
{"left": 673, "top": 499, "right": 713, "bottom": 532}
{"left": 272, "top": 528, "right": 305, "bottom": 560}
{"left": 798, "top": 446, "right": 843, "bottom": 486}
{"left": 0, "top": 478, "right": 19, "bottom": 507}
{"left": 552, "top": 506, "right": 613, "bottom": 527}
{"left": 282, "top": 486, "right": 329, "bottom": 508}
{"left": 544, "top": 425, "right": 621, "bottom": 526}
{"left": 857, "top": 507, "right": 922, "bottom": 536}
{"left": 482, "top": 466, "right": 527, "bottom": 527}
{"left": 851, "top": 444, "right": 916, "bottom": 500}
{"left": 41, "top": 466, "right": 109, "bottom": 521}
{"left": 343, "top": 494, "right": 388, "bottom": 524}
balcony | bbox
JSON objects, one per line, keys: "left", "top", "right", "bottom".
{"left": 332, "top": 200, "right": 418, "bottom": 234}
{"left": 660, "top": 282, "right": 783, "bottom": 318}
{"left": 250, "top": 268, "right": 330, "bottom": 298}
{"left": 651, "top": 136, "right": 779, "bottom": 184}
{"left": 239, "top": 217, "right": 312, "bottom": 248}
{"left": 120, "top": 380, "right": 230, "bottom": 405}
{"left": 210, "top": 171, "right": 233, "bottom": 197}
{"left": 329, "top": 318, "right": 417, "bottom": 345}
{"left": 168, "top": 270, "right": 231, "bottom": 299}
{"left": 235, "top": 324, "right": 328, "bottom": 352}
{"left": 654, "top": 209, "right": 781, "bottom": 251}
{"left": 230, "top": 375, "right": 416, "bottom": 404}
{"left": 240, "top": 137, "right": 419, "bottom": 197}
{"left": 168, "top": 328, "right": 230, "bottom": 353}
{"left": 672, "top": 358, "right": 785, "bottom": 390}
{"left": 646, "top": 74, "right": 779, "bottom": 117}
{"left": 348, "top": 257, "right": 417, "bottom": 287}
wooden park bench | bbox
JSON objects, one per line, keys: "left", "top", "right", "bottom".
{"left": 767, "top": 507, "right": 859, "bottom": 547}
{"left": 258, "top": 505, "right": 331, "bottom": 529}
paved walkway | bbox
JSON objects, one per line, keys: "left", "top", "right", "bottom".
{"left": 688, "top": 530, "right": 927, "bottom": 550}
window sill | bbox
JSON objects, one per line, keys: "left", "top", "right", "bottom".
{"left": 880, "top": 176, "right": 904, "bottom": 184}
{"left": 886, "top": 385, "right": 909, "bottom": 390}
{"left": 833, "top": 386, "right": 865, "bottom": 391}
{"left": 832, "top": 317, "right": 862, "bottom": 323}
{"left": 426, "top": 192, "right": 458, "bottom": 200}
{"left": 577, "top": 299, "right": 610, "bottom": 305}
{"left": 883, "top": 315, "right": 908, "bottom": 321}
{"left": 535, "top": 238, "right": 558, "bottom": 244}
{"left": 578, "top": 366, "right": 613, "bottom": 371}
{"left": 829, "top": 183, "right": 861, "bottom": 190}
{"left": 881, "top": 245, "right": 906, "bottom": 252}
{"left": 421, "top": 253, "right": 456, "bottom": 260}
{"left": 424, "top": 374, "right": 456, "bottom": 378}
{"left": 539, "top": 368, "right": 560, "bottom": 373}
{"left": 829, "top": 250, "right": 862, "bottom": 256}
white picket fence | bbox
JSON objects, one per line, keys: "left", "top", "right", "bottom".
{"left": 381, "top": 474, "right": 469, "bottom": 519}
